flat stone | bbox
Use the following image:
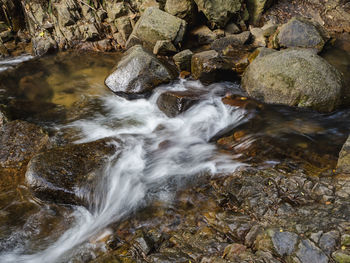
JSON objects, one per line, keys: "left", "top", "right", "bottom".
{"left": 271, "top": 230, "right": 299, "bottom": 257}
{"left": 319, "top": 231, "right": 339, "bottom": 255}
{"left": 296, "top": 239, "right": 328, "bottom": 263}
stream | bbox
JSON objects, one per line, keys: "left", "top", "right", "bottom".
{"left": 0, "top": 48, "right": 349, "bottom": 262}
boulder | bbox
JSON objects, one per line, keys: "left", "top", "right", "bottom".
{"left": 105, "top": 45, "right": 176, "bottom": 97}
{"left": 164, "top": 0, "right": 195, "bottom": 24}
{"left": 242, "top": 49, "right": 344, "bottom": 112}
{"left": 157, "top": 90, "right": 204, "bottom": 117}
{"left": 191, "top": 50, "right": 231, "bottom": 83}
{"left": 210, "top": 31, "right": 251, "bottom": 51}
{"left": 126, "top": 7, "right": 187, "bottom": 50}
{"left": 194, "top": 0, "right": 242, "bottom": 28}
{"left": 0, "top": 120, "right": 49, "bottom": 169}
{"left": 277, "top": 17, "right": 327, "bottom": 53}
{"left": 337, "top": 136, "right": 350, "bottom": 174}
{"left": 173, "top": 49, "right": 193, "bottom": 72}
{"left": 26, "top": 139, "right": 117, "bottom": 207}
{"left": 246, "top": 0, "right": 274, "bottom": 25}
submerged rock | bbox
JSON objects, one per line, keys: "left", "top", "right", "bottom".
{"left": 277, "top": 17, "right": 327, "bottom": 53}
{"left": 26, "top": 139, "right": 118, "bottom": 207}
{"left": 105, "top": 45, "right": 176, "bottom": 98}
{"left": 194, "top": 0, "right": 242, "bottom": 28}
{"left": 157, "top": 90, "right": 204, "bottom": 117}
{"left": 0, "top": 120, "right": 49, "bottom": 169}
{"left": 126, "top": 7, "right": 187, "bottom": 50}
{"left": 242, "top": 49, "right": 344, "bottom": 112}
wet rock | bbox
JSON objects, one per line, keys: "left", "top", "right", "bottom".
{"left": 225, "top": 23, "right": 241, "bottom": 34}
{"left": 105, "top": 45, "right": 176, "bottom": 98}
{"left": 26, "top": 139, "right": 117, "bottom": 207}
{"left": 271, "top": 230, "right": 299, "bottom": 257}
{"left": 126, "top": 7, "right": 186, "bottom": 50}
{"left": 173, "top": 49, "right": 193, "bottom": 72}
{"left": 194, "top": 0, "right": 242, "bottom": 28}
{"left": 153, "top": 40, "right": 177, "bottom": 56}
{"left": 277, "top": 17, "right": 326, "bottom": 53}
{"left": 221, "top": 45, "right": 252, "bottom": 75}
{"left": 246, "top": 0, "right": 274, "bottom": 25}
{"left": 242, "top": 49, "right": 344, "bottom": 112}
{"left": 332, "top": 250, "right": 350, "bottom": 263}
{"left": 319, "top": 231, "right": 339, "bottom": 255}
{"left": 164, "top": 0, "right": 195, "bottom": 24}
{"left": 210, "top": 31, "right": 251, "bottom": 51}
{"left": 337, "top": 136, "right": 350, "bottom": 174}
{"left": 0, "top": 120, "right": 49, "bottom": 169}
{"left": 188, "top": 25, "right": 217, "bottom": 46}
{"left": 296, "top": 239, "right": 328, "bottom": 263}
{"left": 157, "top": 90, "right": 204, "bottom": 117}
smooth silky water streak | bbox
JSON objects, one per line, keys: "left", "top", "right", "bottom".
{"left": 1, "top": 79, "right": 248, "bottom": 262}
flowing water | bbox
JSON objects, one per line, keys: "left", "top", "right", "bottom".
{"left": 0, "top": 48, "right": 349, "bottom": 262}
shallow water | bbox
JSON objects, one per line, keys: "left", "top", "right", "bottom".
{"left": 0, "top": 49, "right": 349, "bottom": 262}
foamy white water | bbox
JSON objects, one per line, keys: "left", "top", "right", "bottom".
{"left": 0, "top": 54, "right": 33, "bottom": 72}
{"left": 1, "top": 79, "right": 248, "bottom": 262}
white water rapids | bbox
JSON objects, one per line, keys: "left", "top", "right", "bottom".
{"left": 2, "top": 79, "right": 247, "bottom": 262}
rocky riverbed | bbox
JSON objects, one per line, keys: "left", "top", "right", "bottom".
{"left": 0, "top": 0, "right": 350, "bottom": 262}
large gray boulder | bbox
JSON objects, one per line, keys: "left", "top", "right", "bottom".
{"left": 277, "top": 17, "right": 327, "bottom": 53}
{"left": 105, "top": 45, "right": 176, "bottom": 97}
{"left": 242, "top": 49, "right": 344, "bottom": 112}
{"left": 126, "top": 7, "right": 187, "bottom": 50}
{"left": 194, "top": 0, "right": 242, "bottom": 28}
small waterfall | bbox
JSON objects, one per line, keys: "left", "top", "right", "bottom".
{"left": 1, "top": 80, "right": 246, "bottom": 262}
